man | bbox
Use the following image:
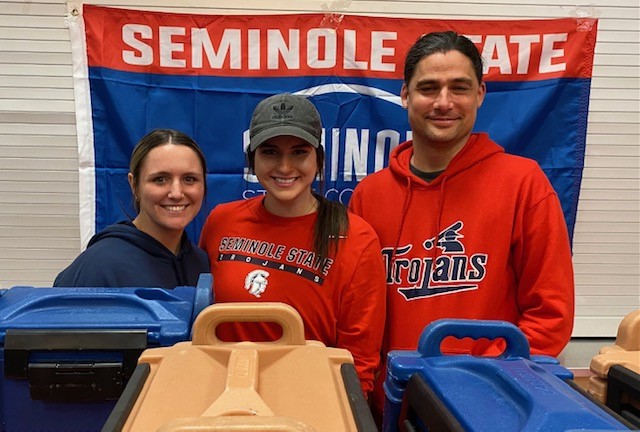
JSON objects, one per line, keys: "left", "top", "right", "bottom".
{"left": 349, "top": 31, "right": 575, "bottom": 416}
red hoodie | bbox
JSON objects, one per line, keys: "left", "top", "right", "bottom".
{"left": 350, "top": 133, "right": 574, "bottom": 412}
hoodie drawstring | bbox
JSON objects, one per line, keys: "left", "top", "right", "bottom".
{"left": 431, "top": 176, "right": 447, "bottom": 265}
{"left": 390, "top": 174, "right": 447, "bottom": 276}
{"left": 390, "top": 176, "right": 414, "bottom": 266}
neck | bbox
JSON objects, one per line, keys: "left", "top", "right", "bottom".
{"left": 411, "top": 136, "right": 469, "bottom": 172}
{"left": 133, "top": 218, "right": 182, "bottom": 255}
{"left": 263, "top": 193, "right": 318, "bottom": 218}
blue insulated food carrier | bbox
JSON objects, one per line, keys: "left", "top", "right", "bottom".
{"left": 0, "top": 273, "right": 212, "bottom": 432}
{"left": 383, "top": 319, "right": 633, "bottom": 432}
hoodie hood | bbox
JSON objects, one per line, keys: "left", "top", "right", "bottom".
{"left": 389, "top": 132, "right": 504, "bottom": 187}
{"left": 88, "top": 220, "right": 193, "bottom": 261}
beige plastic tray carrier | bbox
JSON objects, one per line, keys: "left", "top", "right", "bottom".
{"left": 587, "top": 309, "right": 640, "bottom": 403}
{"left": 112, "top": 302, "right": 374, "bottom": 432}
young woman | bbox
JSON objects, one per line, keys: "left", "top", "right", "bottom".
{"left": 54, "top": 129, "right": 210, "bottom": 288}
{"left": 199, "top": 94, "right": 386, "bottom": 396}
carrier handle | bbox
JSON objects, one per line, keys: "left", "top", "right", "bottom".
{"left": 417, "top": 319, "right": 530, "bottom": 359}
{"left": 191, "top": 302, "right": 306, "bottom": 346}
{"left": 191, "top": 273, "right": 214, "bottom": 325}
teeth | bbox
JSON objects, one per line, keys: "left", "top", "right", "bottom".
{"left": 164, "top": 205, "right": 186, "bottom": 212}
{"left": 274, "top": 178, "right": 296, "bottom": 184}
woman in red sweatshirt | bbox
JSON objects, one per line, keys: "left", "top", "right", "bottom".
{"left": 199, "top": 93, "right": 386, "bottom": 396}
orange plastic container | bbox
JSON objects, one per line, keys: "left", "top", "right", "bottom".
{"left": 102, "top": 303, "right": 376, "bottom": 432}
{"left": 588, "top": 309, "right": 640, "bottom": 403}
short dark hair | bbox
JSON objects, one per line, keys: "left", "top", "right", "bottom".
{"left": 129, "top": 129, "right": 207, "bottom": 212}
{"left": 404, "top": 31, "right": 484, "bottom": 85}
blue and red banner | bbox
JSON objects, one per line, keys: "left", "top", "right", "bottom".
{"left": 69, "top": 5, "right": 598, "bottom": 247}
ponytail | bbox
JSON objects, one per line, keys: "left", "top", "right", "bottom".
{"left": 312, "top": 192, "right": 349, "bottom": 259}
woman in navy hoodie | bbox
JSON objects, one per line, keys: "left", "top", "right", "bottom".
{"left": 54, "top": 129, "right": 210, "bottom": 288}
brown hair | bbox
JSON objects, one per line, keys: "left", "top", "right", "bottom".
{"left": 404, "top": 31, "right": 484, "bottom": 85}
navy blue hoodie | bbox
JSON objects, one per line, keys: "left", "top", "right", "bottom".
{"left": 54, "top": 221, "right": 210, "bottom": 288}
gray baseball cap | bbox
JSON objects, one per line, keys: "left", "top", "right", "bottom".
{"left": 249, "top": 93, "right": 322, "bottom": 151}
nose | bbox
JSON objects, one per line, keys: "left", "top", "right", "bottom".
{"left": 167, "top": 179, "right": 184, "bottom": 199}
{"left": 433, "top": 88, "right": 452, "bottom": 110}
{"left": 276, "top": 154, "right": 294, "bottom": 173}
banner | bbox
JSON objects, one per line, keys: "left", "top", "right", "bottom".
{"left": 69, "top": 5, "right": 598, "bottom": 247}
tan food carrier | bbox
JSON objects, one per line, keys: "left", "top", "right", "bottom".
{"left": 587, "top": 309, "right": 640, "bottom": 417}
{"left": 101, "top": 302, "right": 377, "bottom": 432}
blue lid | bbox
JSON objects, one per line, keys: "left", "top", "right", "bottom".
{"left": 385, "top": 319, "right": 629, "bottom": 431}
{"left": 0, "top": 276, "right": 212, "bottom": 346}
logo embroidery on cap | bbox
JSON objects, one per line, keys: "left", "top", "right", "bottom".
{"left": 244, "top": 269, "right": 269, "bottom": 297}
{"left": 272, "top": 102, "right": 294, "bottom": 120}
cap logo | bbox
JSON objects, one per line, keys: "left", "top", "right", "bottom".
{"left": 272, "top": 102, "right": 294, "bottom": 120}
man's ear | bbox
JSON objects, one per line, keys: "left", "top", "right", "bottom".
{"left": 477, "top": 81, "right": 487, "bottom": 108}
{"left": 400, "top": 82, "right": 409, "bottom": 109}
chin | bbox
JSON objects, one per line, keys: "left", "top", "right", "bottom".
{"left": 161, "top": 221, "right": 190, "bottom": 232}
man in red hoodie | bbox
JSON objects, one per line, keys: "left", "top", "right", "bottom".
{"left": 349, "top": 31, "right": 575, "bottom": 420}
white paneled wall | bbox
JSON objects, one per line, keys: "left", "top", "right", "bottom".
{"left": 0, "top": 0, "right": 638, "bottom": 336}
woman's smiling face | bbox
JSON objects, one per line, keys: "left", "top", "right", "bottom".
{"left": 129, "top": 143, "right": 205, "bottom": 242}
{"left": 253, "top": 135, "right": 318, "bottom": 217}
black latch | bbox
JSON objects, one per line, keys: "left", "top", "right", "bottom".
{"left": 28, "top": 361, "right": 124, "bottom": 401}
{"left": 4, "top": 329, "right": 148, "bottom": 402}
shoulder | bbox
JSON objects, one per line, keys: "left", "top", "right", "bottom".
{"left": 346, "top": 212, "right": 381, "bottom": 244}
{"left": 357, "top": 167, "right": 393, "bottom": 188}
{"left": 484, "top": 153, "right": 557, "bottom": 204}
{"left": 489, "top": 152, "right": 543, "bottom": 174}
{"left": 351, "top": 168, "right": 395, "bottom": 205}
{"left": 54, "top": 238, "right": 140, "bottom": 286}
{"left": 207, "top": 198, "right": 256, "bottom": 220}
{"left": 200, "top": 199, "right": 260, "bottom": 247}
{"left": 481, "top": 152, "right": 552, "bottom": 185}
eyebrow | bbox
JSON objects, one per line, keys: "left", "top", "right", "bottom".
{"left": 146, "top": 170, "right": 203, "bottom": 177}
{"left": 416, "top": 77, "right": 475, "bottom": 86}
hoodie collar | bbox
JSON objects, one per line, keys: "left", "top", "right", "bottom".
{"left": 88, "top": 220, "right": 192, "bottom": 260}
{"left": 389, "top": 132, "right": 504, "bottom": 186}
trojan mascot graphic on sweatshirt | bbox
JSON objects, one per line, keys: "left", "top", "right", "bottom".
{"left": 385, "top": 220, "right": 488, "bottom": 300}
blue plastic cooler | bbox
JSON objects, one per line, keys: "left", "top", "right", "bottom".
{"left": 0, "top": 274, "right": 212, "bottom": 432}
{"left": 383, "top": 319, "right": 632, "bottom": 432}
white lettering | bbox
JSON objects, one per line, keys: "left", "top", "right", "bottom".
{"left": 510, "top": 34, "right": 540, "bottom": 74}
{"left": 192, "top": 28, "right": 241, "bottom": 69}
{"left": 344, "top": 128, "right": 369, "bottom": 181}
{"left": 375, "top": 130, "right": 400, "bottom": 172}
{"left": 331, "top": 128, "right": 340, "bottom": 182}
{"left": 248, "top": 29, "right": 260, "bottom": 70}
{"left": 307, "top": 28, "right": 337, "bottom": 69}
{"left": 482, "top": 35, "right": 511, "bottom": 74}
{"left": 122, "top": 24, "right": 153, "bottom": 66}
{"left": 120, "top": 26, "right": 568, "bottom": 78}
{"left": 371, "top": 31, "right": 396, "bottom": 72}
{"left": 268, "top": 29, "right": 299, "bottom": 69}
{"left": 343, "top": 29, "right": 368, "bottom": 70}
{"left": 540, "top": 33, "right": 567, "bottom": 73}
{"left": 159, "top": 26, "right": 186, "bottom": 68}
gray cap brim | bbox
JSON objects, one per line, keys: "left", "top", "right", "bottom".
{"left": 249, "top": 125, "right": 320, "bottom": 151}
